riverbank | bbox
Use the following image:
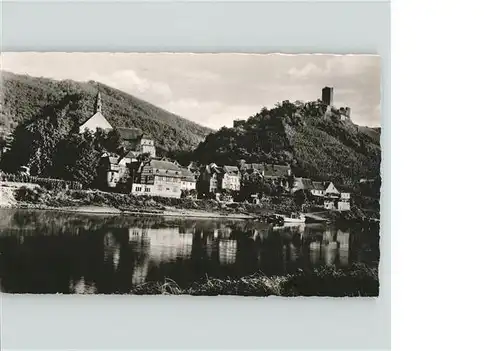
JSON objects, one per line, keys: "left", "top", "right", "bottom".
{"left": 6, "top": 202, "right": 256, "bottom": 220}
{"left": 129, "top": 263, "right": 379, "bottom": 297}
{"left": 1, "top": 183, "right": 376, "bottom": 223}
{"left": 0, "top": 185, "right": 259, "bottom": 219}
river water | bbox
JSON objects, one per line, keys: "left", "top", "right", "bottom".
{"left": 0, "top": 209, "right": 379, "bottom": 294}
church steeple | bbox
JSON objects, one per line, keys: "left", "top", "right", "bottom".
{"left": 94, "top": 90, "right": 102, "bottom": 114}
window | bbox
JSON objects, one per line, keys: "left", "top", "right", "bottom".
{"left": 135, "top": 186, "right": 142, "bottom": 192}
{"left": 145, "top": 187, "right": 150, "bottom": 193}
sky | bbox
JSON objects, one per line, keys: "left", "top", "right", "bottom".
{"left": 1, "top": 53, "right": 381, "bottom": 130}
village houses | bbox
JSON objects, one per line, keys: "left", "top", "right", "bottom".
{"left": 78, "top": 90, "right": 351, "bottom": 208}
{"left": 241, "top": 163, "right": 293, "bottom": 190}
{"left": 198, "top": 163, "right": 241, "bottom": 196}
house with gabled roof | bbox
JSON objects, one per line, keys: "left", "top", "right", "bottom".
{"left": 324, "top": 182, "right": 341, "bottom": 197}
{"left": 79, "top": 91, "right": 157, "bottom": 158}
{"left": 115, "top": 127, "right": 156, "bottom": 158}
{"left": 98, "top": 152, "right": 121, "bottom": 188}
{"left": 311, "top": 181, "right": 326, "bottom": 197}
{"left": 98, "top": 150, "right": 141, "bottom": 190}
{"left": 221, "top": 165, "right": 241, "bottom": 191}
{"left": 241, "top": 163, "right": 293, "bottom": 190}
{"left": 292, "top": 177, "right": 313, "bottom": 193}
{"left": 198, "top": 163, "right": 241, "bottom": 197}
{"left": 242, "top": 163, "right": 292, "bottom": 179}
{"left": 180, "top": 167, "right": 197, "bottom": 192}
{"left": 197, "top": 163, "right": 221, "bottom": 195}
{"left": 131, "top": 159, "right": 183, "bottom": 198}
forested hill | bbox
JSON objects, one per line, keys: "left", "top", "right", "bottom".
{"left": 193, "top": 100, "right": 381, "bottom": 184}
{"left": 0, "top": 71, "right": 212, "bottom": 151}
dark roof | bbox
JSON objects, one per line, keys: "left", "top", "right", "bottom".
{"left": 311, "top": 181, "right": 325, "bottom": 191}
{"left": 244, "top": 163, "right": 291, "bottom": 178}
{"left": 301, "top": 178, "right": 313, "bottom": 190}
{"left": 294, "top": 177, "right": 313, "bottom": 190}
{"left": 336, "top": 184, "right": 352, "bottom": 193}
{"left": 187, "top": 161, "right": 200, "bottom": 171}
{"left": 116, "top": 127, "right": 143, "bottom": 141}
{"left": 263, "top": 164, "right": 291, "bottom": 178}
{"left": 142, "top": 160, "right": 183, "bottom": 177}
{"left": 208, "top": 163, "right": 223, "bottom": 174}
{"left": 180, "top": 168, "right": 196, "bottom": 182}
{"left": 245, "top": 163, "right": 265, "bottom": 173}
{"left": 149, "top": 159, "right": 180, "bottom": 170}
{"left": 223, "top": 165, "right": 240, "bottom": 176}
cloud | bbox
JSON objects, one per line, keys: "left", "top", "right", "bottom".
{"left": 180, "top": 70, "right": 221, "bottom": 82}
{"left": 287, "top": 63, "right": 323, "bottom": 79}
{"left": 287, "top": 55, "right": 380, "bottom": 81}
{"left": 163, "top": 98, "right": 258, "bottom": 130}
{"left": 87, "top": 69, "right": 173, "bottom": 102}
{"left": 1, "top": 53, "right": 381, "bottom": 127}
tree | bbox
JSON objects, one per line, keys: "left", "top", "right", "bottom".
{"left": 137, "top": 152, "right": 152, "bottom": 163}
{"left": 294, "top": 189, "right": 311, "bottom": 207}
{"left": 52, "top": 131, "right": 102, "bottom": 187}
{"left": 94, "top": 128, "right": 122, "bottom": 154}
{"left": 0, "top": 93, "right": 86, "bottom": 176}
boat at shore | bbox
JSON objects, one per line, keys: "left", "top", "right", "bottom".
{"left": 279, "top": 212, "right": 306, "bottom": 223}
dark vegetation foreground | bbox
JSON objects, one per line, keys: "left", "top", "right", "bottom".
{"left": 130, "top": 263, "right": 379, "bottom": 297}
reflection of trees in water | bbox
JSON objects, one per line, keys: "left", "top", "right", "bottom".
{"left": 0, "top": 213, "right": 152, "bottom": 293}
{"left": 0, "top": 209, "right": 378, "bottom": 293}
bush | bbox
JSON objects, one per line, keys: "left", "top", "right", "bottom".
{"left": 0, "top": 172, "right": 82, "bottom": 190}
{"left": 129, "top": 263, "right": 379, "bottom": 297}
{"left": 14, "top": 186, "right": 45, "bottom": 203}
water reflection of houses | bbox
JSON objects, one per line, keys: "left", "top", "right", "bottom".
{"left": 128, "top": 227, "right": 194, "bottom": 284}
{"left": 122, "top": 222, "right": 353, "bottom": 286}
{"left": 103, "top": 232, "right": 120, "bottom": 270}
{"left": 301, "top": 226, "right": 351, "bottom": 268}
{"left": 337, "top": 229, "right": 350, "bottom": 266}
{"left": 322, "top": 227, "right": 338, "bottom": 266}
{"left": 213, "top": 226, "right": 236, "bottom": 265}
{"left": 129, "top": 227, "right": 193, "bottom": 263}
{"left": 69, "top": 276, "right": 97, "bottom": 294}
{"left": 219, "top": 239, "right": 237, "bottom": 265}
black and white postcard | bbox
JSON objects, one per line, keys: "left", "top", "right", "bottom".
{"left": 0, "top": 53, "right": 381, "bottom": 296}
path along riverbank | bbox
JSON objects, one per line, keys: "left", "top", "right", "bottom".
{"left": 1, "top": 182, "right": 374, "bottom": 223}
{"left": 0, "top": 185, "right": 256, "bottom": 220}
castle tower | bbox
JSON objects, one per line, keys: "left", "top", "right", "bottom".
{"left": 322, "top": 87, "right": 334, "bottom": 106}
{"left": 94, "top": 90, "right": 102, "bottom": 114}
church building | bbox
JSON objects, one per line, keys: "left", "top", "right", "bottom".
{"left": 79, "top": 91, "right": 113, "bottom": 133}
{"left": 78, "top": 90, "right": 156, "bottom": 158}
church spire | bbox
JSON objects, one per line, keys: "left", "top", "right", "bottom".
{"left": 94, "top": 89, "right": 102, "bottom": 114}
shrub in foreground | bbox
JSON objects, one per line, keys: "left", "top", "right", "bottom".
{"left": 129, "top": 263, "right": 379, "bottom": 297}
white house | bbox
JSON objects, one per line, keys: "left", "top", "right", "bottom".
{"left": 311, "top": 181, "right": 326, "bottom": 197}
{"left": 324, "top": 182, "right": 341, "bottom": 196}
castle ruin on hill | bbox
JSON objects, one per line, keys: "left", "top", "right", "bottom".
{"left": 322, "top": 86, "right": 351, "bottom": 121}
